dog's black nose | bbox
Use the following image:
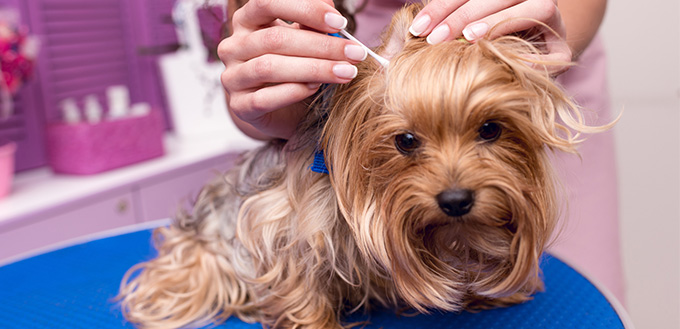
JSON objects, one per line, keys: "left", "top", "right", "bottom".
{"left": 436, "top": 189, "right": 475, "bottom": 217}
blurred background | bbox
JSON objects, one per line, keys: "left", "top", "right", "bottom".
{"left": 0, "top": 0, "right": 677, "bottom": 328}
{"left": 601, "top": 0, "right": 680, "bottom": 328}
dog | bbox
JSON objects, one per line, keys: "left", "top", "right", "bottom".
{"left": 119, "top": 4, "right": 611, "bottom": 328}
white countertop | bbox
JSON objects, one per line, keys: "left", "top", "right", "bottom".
{"left": 0, "top": 132, "right": 262, "bottom": 225}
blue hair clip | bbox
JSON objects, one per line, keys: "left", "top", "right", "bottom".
{"left": 310, "top": 149, "right": 329, "bottom": 174}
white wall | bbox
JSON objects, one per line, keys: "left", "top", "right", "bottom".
{"left": 600, "top": 0, "right": 680, "bottom": 328}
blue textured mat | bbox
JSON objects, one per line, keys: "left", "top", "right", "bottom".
{"left": 0, "top": 229, "right": 624, "bottom": 329}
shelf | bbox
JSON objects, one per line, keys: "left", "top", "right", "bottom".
{"left": 0, "top": 132, "right": 262, "bottom": 226}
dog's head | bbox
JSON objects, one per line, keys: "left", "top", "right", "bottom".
{"left": 319, "top": 5, "right": 607, "bottom": 311}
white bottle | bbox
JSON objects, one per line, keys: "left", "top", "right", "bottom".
{"left": 84, "top": 95, "right": 103, "bottom": 124}
{"left": 60, "top": 98, "right": 81, "bottom": 124}
{"left": 107, "top": 85, "right": 130, "bottom": 120}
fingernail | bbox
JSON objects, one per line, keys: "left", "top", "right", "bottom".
{"left": 345, "top": 44, "right": 367, "bottom": 61}
{"left": 324, "top": 12, "right": 347, "bottom": 30}
{"left": 426, "top": 24, "right": 450, "bottom": 45}
{"left": 307, "top": 83, "right": 322, "bottom": 90}
{"left": 409, "top": 14, "right": 431, "bottom": 36}
{"left": 463, "top": 22, "right": 489, "bottom": 41}
{"left": 333, "top": 64, "right": 357, "bottom": 79}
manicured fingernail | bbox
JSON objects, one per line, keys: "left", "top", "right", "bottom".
{"left": 463, "top": 22, "right": 489, "bottom": 41}
{"left": 307, "top": 83, "right": 322, "bottom": 90}
{"left": 324, "top": 13, "right": 347, "bottom": 30}
{"left": 345, "top": 44, "right": 367, "bottom": 61}
{"left": 427, "top": 24, "right": 450, "bottom": 45}
{"left": 409, "top": 14, "right": 431, "bottom": 36}
{"left": 333, "top": 64, "right": 357, "bottom": 79}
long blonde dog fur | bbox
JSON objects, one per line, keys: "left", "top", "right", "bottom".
{"left": 119, "top": 4, "right": 611, "bottom": 328}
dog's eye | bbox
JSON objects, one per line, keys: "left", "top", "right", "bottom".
{"left": 478, "top": 122, "right": 502, "bottom": 142}
{"left": 395, "top": 133, "right": 420, "bottom": 154}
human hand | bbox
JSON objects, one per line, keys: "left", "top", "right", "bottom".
{"left": 409, "top": 0, "right": 571, "bottom": 73}
{"left": 218, "top": 0, "right": 368, "bottom": 139}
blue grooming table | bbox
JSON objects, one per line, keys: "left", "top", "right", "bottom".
{"left": 0, "top": 221, "right": 632, "bottom": 329}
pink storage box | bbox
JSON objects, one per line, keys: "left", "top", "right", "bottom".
{"left": 0, "top": 140, "right": 16, "bottom": 198}
{"left": 46, "top": 111, "right": 165, "bottom": 175}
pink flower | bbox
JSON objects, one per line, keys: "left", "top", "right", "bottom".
{"left": 0, "top": 21, "right": 37, "bottom": 95}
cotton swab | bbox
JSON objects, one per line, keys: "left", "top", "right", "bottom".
{"left": 339, "top": 29, "right": 390, "bottom": 67}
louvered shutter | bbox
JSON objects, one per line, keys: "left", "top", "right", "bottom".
{"left": 25, "top": 0, "right": 177, "bottom": 127}
{"left": 1, "top": 0, "right": 177, "bottom": 172}
{"left": 0, "top": 0, "right": 46, "bottom": 171}
{"left": 25, "top": 0, "right": 138, "bottom": 122}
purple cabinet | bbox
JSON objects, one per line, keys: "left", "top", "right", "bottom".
{"left": 0, "top": 0, "right": 177, "bottom": 171}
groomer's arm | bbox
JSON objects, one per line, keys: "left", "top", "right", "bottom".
{"left": 558, "top": 0, "right": 607, "bottom": 59}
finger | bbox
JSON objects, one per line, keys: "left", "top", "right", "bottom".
{"left": 409, "top": 0, "right": 466, "bottom": 37}
{"left": 419, "top": 0, "right": 524, "bottom": 44}
{"left": 230, "top": 83, "right": 319, "bottom": 123}
{"left": 539, "top": 8, "right": 571, "bottom": 63}
{"left": 228, "top": 54, "right": 357, "bottom": 90}
{"left": 468, "top": 0, "right": 570, "bottom": 75}
{"left": 530, "top": 21, "right": 572, "bottom": 75}
{"left": 234, "top": 0, "right": 346, "bottom": 33}
{"left": 522, "top": 50, "right": 572, "bottom": 76}
{"left": 227, "top": 26, "right": 367, "bottom": 63}
{"left": 461, "top": 0, "right": 560, "bottom": 42}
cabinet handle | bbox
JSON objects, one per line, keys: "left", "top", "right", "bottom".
{"left": 117, "top": 199, "right": 129, "bottom": 214}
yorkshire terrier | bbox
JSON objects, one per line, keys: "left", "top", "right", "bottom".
{"left": 119, "top": 4, "right": 611, "bottom": 329}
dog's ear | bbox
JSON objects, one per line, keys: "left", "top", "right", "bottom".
{"left": 477, "top": 35, "right": 616, "bottom": 154}
{"left": 377, "top": 4, "right": 422, "bottom": 61}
